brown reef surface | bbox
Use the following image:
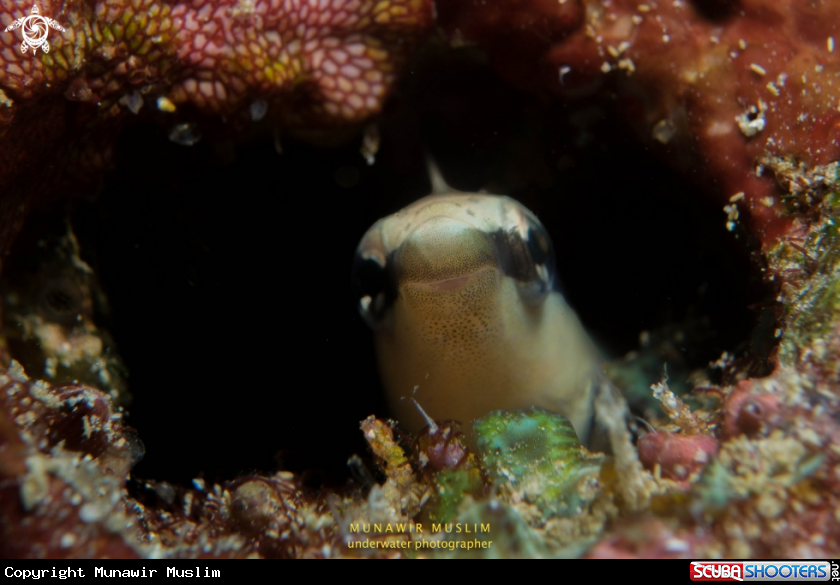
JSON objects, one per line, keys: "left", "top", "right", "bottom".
{"left": 1, "top": 0, "right": 840, "bottom": 560}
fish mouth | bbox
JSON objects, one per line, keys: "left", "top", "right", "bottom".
{"left": 428, "top": 272, "right": 475, "bottom": 291}
{"left": 412, "top": 267, "right": 494, "bottom": 292}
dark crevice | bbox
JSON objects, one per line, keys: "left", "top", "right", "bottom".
{"left": 688, "top": 0, "right": 742, "bottom": 22}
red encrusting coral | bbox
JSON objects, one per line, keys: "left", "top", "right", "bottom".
{"left": 0, "top": 362, "right": 145, "bottom": 557}
{"left": 637, "top": 430, "right": 719, "bottom": 482}
{"left": 721, "top": 381, "right": 783, "bottom": 439}
{"left": 438, "top": 0, "right": 840, "bottom": 250}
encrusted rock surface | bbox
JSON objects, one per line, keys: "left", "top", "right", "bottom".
{"left": 439, "top": 0, "right": 840, "bottom": 247}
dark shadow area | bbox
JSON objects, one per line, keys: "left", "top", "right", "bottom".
{"left": 72, "top": 131, "right": 397, "bottom": 485}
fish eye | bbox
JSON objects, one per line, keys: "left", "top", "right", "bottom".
{"left": 351, "top": 255, "right": 392, "bottom": 330}
{"left": 494, "top": 213, "right": 556, "bottom": 306}
{"left": 523, "top": 216, "right": 556, "bottom": 300}
{"left": 518, "top": 216, "right": 556, "bottom": 305}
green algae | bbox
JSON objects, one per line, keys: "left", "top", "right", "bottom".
{"left": 424, "top": 466, "right": 484, "bottom": 524}
{"left": 770, "top": 216, "right": 840, "bottom": 366}
{"left": 473, "top": 407, "right": 604, "bottom": 518}
{"left": 763, "top": 159, "right": 840, "bottom": 367}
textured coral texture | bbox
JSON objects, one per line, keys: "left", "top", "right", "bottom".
{"left": 2, "top": 0, "right": 840, "bottom": 561}
{"left": 1, "top": 0, "right": 427, "bottom": 116}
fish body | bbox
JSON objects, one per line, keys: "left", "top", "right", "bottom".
{"left": 354, "top": 193, "right": 599, "bottom": 442}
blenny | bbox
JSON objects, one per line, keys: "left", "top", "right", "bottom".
{"left": 353, "top": 191, "right": 600, "bottom": 443}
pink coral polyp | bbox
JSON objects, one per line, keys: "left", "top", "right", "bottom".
{"left": 638, "top": 431, "right": 719, "bottom": 482}
{"left": 722, "top": 383, "right": 782, "bottom": 439}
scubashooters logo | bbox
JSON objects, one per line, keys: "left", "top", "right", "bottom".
{"left": 691, "top": 561, "right": 835, "bottom": 582}
{"left": 692, "top": 563, "right": 745, "bottom": 581}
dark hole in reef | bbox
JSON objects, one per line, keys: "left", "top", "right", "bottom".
{"left": 4, "top": 46, "right": 770, "bottom": 486}
{"left": 686, "top": 0, "right": 741, "bottom": 22}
